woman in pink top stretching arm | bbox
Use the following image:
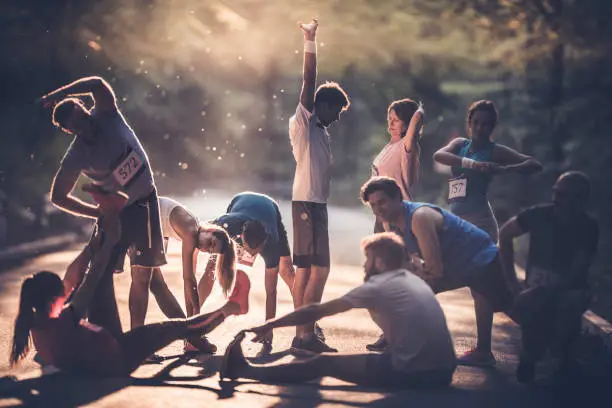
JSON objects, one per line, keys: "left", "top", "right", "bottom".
{"left": 371, "top": 99, "right": 424, "bottom": 230}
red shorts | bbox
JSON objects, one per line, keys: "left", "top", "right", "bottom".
{"left": 228, "top": 269, "right": 251, "bottom": 314}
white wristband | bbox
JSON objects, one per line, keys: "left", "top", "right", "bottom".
{"left": 304, "top": 40, "right": 317, "bottom": 54}
{"left": 461, "top": 157, "right": 476, "bottom": 169}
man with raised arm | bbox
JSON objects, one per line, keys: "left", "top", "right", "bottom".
{"left": 289, "top": 18, "right": 350, "bottom": 353}
{"left": 40, "top": 76, "right": 166, "bottom": 335}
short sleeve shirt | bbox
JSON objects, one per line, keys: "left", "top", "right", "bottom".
{"left": 372, "top": 140, "right": 418, "bottom": 200}
{"left": 343, "top": 269, "right": 456, "bottom": 373}
{"left": 288, "top": 103, "right": 333, "bottom": 203}
{"left": 517, "top": 204, "right": 598, "bottom": 286}
{"left": 212, "top": 192, "right": 282, "bottom": 268}
{"left": 59, "top": 109, "right": 155, "bottom": 205}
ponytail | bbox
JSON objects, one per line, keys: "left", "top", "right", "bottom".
{"left": 214, "top": 232, "right": 236, "bottom": 297}
{"left": 10, "top": 278, "right": 36, "bottom": 366}
{"left": 10, "top": 271, "right": 64, "bottom": 366}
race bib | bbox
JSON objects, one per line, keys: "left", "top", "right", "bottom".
{"left": 112, "top": 150, "right": 144, "bottom": 187}
{"left": 235, "top": 242, "right": 257, "bottom": 267}
{"left": 448, "top": 177, "right": 467, "bottom": 200}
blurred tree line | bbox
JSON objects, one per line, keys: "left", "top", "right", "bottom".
{"left": 1, "top": 0, "right": 611, "bottom": 313}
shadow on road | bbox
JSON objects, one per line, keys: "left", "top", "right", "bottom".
{"left": 0, "top": 355, "right": 224, "bottom": 407}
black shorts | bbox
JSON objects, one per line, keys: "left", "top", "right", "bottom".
{"left": 92, "top": 189, "right": 167, "bottom": 272}
{"left": 429, "top": 256, "right": 513, "bottom": 313}
{"left": 292, "top": 201, "right": 329, "bottom": 268}
{"left": 260, "top": 204, "right": 292, "bottom": 268}
{"left": 365, "top": 353, "right": 454, "bottom": 389}
{"left": 468, "top": 257, "right": 513, "bottom": 312}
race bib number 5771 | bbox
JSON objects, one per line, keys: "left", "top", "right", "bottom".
{"left": 112, "top": 150, "right": 144, "bottom": 187}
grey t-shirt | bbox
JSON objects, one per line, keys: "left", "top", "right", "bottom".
{"left": 60, "top": 108, "right": 155, "bottom": 204}
{"left": 343, "top": 269, "right": 457, "bottom": 373}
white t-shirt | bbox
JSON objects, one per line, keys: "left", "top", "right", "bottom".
{"left": 343, "top": 269, "right": 456, "bottom": 373}
{"left": 372, "top": 140, "right": 418, "bottom": 200}
{"left": 288, "top": 103, "right": 333, "bottom": 203}
{"left": 158, "top": 197, "right": 198, "bottom": 241}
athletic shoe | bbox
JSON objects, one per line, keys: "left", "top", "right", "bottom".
{"left": 290, "top": 336, "right": 302, "bottom": 349}
{"left": 143, "top": 353, "right": 165, "bottom": 364}
{"left": 219, "top": 331, "right": 247, "bottom": 381}
{"left": 457, "top": 348, "right": 496, "bottom": 368}
{"left": 293, "top": 336, "right": 338, "bottom": 354}
{"left": 42, "top": 365, "right": 61, "bottom": 376}
{"left": 184, "top": 336, "right": 217, "bottom": 354}
{"left": 366, "top": 334, "right": 388, "bottom": 352}
{"left": 314, "top": 323, "right": 325, "bottom": 341}
{"left": 33, "top": 352, "right": 46, "bottom": 366}
{"left": 516, "top": 359, "right": 536, "bottom": 383}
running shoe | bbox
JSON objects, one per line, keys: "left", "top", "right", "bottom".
{"left": 143, "top": 354, "right": 165, "bottom": 364}
{"left": 457, "top": 348, "right": 496, "bottom": 368}
{"left": 314, "top": 323, "right": 325, "bottom": 341}
{"left": 516, "top": 359, "right": 536, "bottom": 383}
{"left": 184, "top": 336, "right": 217, "bottom": 354}
{"left": 293, "top": 336, "right": 338, "bottom": 354}
{"left": 366, "top": 334, "right": 388, "bottom": 352}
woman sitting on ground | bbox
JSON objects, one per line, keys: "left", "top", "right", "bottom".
{"left": 9, "top": 217, "right": 250, "bottom": 377}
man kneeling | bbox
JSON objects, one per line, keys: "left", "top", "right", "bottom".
{"left": 220, "top": 232, "right": 456, "bottom": 388}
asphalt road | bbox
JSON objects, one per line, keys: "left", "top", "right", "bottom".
{"left": 0, "top": 190, "right": 603, "bottom": 407}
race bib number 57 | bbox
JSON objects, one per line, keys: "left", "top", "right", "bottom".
{"left": 112, "top": 150, "right": 144, "bottom": 187}
{"left": 448, "top": 178, "right": 467, "bottom": 200}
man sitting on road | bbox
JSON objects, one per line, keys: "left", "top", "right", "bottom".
{"left": 360, "top": 176, "right": 516, "bottom": 365}
{"left": 220, "top": 232, "right": 457, "bottom": 388}
{"left": 500, "top": 171, "right": 599, "bottom": 383}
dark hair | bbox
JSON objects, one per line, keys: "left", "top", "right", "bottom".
{"left": 361, "top": 233, "right": 405, "bottom": 270}
{"left": 466, "top": 99, "right": 499, "bottom": 134}
{"left": 243, "top": 220, "right": 267, "bottom": 250}
{"left": 388, "top": 98, "right": 420, "bottom": 139}
{"left": 315, "top": 82, "right": 350, "bottom": 111}
{"left": 360, "top": 176, "right": 403, "bottom": 203}
{"left": 388, "top": 98, "right": 422, "bottom": 187}
{"left": 11, "top": 271, "right": 64, "bottom": 366}
{"left": 557, "top": 171, "right": 591, "bottom": 199}
{"left": 209, "top": 228, "right": 236, "bottom": 297}
{"left": 52, "top": 98, "right": 85, "bottom": 131}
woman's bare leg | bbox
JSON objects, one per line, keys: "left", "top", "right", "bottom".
{"left": 119, "top": 310, "right": 227, "bottom": 373}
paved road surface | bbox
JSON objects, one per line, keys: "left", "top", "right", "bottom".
{"left": 0, "top": 190, "right": 602, "bottom": 407}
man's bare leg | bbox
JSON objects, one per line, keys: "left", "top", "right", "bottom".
{"left": 278, "top": 256, "right": 295, "bottom": 296}
{"left": 150, "top": 267, "right": 185, "bottom": 319}
{"left": 301, "top": 265, "right": 330, "bottom": 335}
{"left": 293, "top": 267, "right": 310, "bottom": 338}
{"left": 221, "top": 334, "right": 372, "bottom": 384}
{"left": 129, "top": 266, "right": 154, "bottom": 328}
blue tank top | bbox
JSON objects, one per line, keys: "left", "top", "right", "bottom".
{"left": 449, "top": 139, "right": 495, "bottom": 215}
{"left": 400, "top": 201, "right": 498, "bottom": 280}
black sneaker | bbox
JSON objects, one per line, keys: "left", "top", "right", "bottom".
{"left": 290, "top": 336, "right": 302, "bottom": 349}
{"left": 366, "top": 334, "right": 388, "bottom": 352}
{"left": 516, "top": 359, "right": 536, "bottom": 384}
{"left": 295, "top": 336, "right": 338, "bottom": 353}
{"left": 314, "top": 324, "right": 325, "bottom": 341}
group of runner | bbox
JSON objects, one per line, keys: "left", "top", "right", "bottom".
{"left": 10, "top": 19, "right": 598, "bottom": 388}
